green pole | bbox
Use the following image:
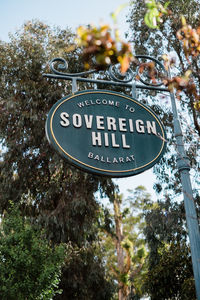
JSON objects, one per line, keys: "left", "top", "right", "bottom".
{"left": 169, "top": 88, "right": 200, "bottom": 300}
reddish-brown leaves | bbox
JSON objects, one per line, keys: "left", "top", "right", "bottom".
{"left": 177, "top": 16, "right": 200, "bottom": 60}
{"left": 76, "top": 25, "right": 134, "bottom": 73}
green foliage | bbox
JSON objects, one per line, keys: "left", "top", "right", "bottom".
{"left": 0, "top": 20, "right": 116, "bottom": 299}
{"left": 137, "top": 247, "right": 146, "bottom": 260}
{"left": 143, "top": 241, "right": 196, "bottom": 299}
{"left": 127, "top": 4, "right": 199, "bottom": 297}
{"left": 128, "top": 0, "right": 200, "bottom": 197}
{"left": 141, "top": 197, "right": 196, "bottom": 299}
{"left": 56, "top": 243, "right": 114, "bottom": 300}
{"left": 120, "top": 272, "right": 129, "bottom": 285}
{"left": 99, "top": 186, "right": 152, "bottom": 299}
{"left": 144, "top": 0, "right": 170, "bottom": 29}
{"left": 0, "top": 20, "right": 114, "bottom": 231}
{"left": 129, "top": 0, "right": 200, "bottom": 132}
{"left": 0, "top": 205, "right": 65, "bottom": 300}
{"left": 76, "top": 23, "right": 133, "bottom": 73}
{"left": 121, "top": 238, "right": 132, "bottom": 250}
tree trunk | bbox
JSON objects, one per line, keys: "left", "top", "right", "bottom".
{"left": 113, "top": 196, "right": 127, "bottom": 300}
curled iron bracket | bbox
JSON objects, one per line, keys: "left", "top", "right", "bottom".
{"left": 43, "top": 55, "right": 169, "bottom": 93}
{"left": 135, "top": 55, "right": 167, "bottom": 87}
{"left": 49, "top": 57, "right": 96, "bottom": 77}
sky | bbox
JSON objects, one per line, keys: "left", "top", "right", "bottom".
{"left": 0, "top": 0, "right": 157, "bottom": 199}
{"left": 0, "top": 0, "right": 131, "bottom": 42}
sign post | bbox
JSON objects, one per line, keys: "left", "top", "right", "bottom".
{"left": 169, "top": 81, "right": 200, "bottom": 300}
{"left": 43, "top": 55, "right": 200, "bottom": 299}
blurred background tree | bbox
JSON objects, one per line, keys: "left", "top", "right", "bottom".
{"left": 0, "top": 21, "right": 115, "bottom": 299}
{"left": 99, "top": 186, "right": 152, "bottom": 299}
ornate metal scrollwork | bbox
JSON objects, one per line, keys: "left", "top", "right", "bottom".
{"left": 135, "top": 55, "right": 167, "bottom": 87}
{"left": 108, "top": 63, "right": 134, "bottom": 83}
{"left": 44, "top": 55, "right": 168, "bottom": 91}
{"left": 49, "top": 57, "right": 96, "bottom": 77}
{"left": 107, "top": 55, "right": 167, "bottom": 87}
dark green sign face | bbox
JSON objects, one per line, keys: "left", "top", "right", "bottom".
{"left": 46, "top": 90, "right": 166, "bottom": 177}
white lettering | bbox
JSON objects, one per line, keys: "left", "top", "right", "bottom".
{"left": 113, "top": 157, "right": 118, "bottom": 163}
{"left": 60, "top": 112, "right": 70, "bottom": 127}
{"left": 147, "top": 121, "right": 157, "bottom": 135}
{"left": 125, "top": 104, "right": 135, "bottom": 112}
{"left": 108, "top": 100, "right": 114, "bottom": 106}
{"left": 84, "top": 115, "right": 93, "bottom": 129}
{"left": 107, "top": 117, "right": 116, "bottom": 131}
{"left": 92, "top": 132, "right": 102, "bottom": 146}
{"left": 126, "top": 157, "right": 131, "bottom": 162}
{"left": 129, "top": 119, "right": 134, "bottom": 132}
{"left": 119, "top": 118, "right": 127, "bottom": 132}
{"left": 73, "top": 114, "right": 82, "bottom": 128}
{"left": 119, "top": 157, "right": 124, "bottom": 163}
{"left": 77, "top": 99, "right": 120, "bottom": 107}
{"left": 96, "top": 116, "right": 105, "bottom": 130}
{"left": 107, "top": 157, "right": 111, "bottom": 163}
{"left": 104, "top": 132, "right": 109, "bottom": 147}
{"left": 88, "top": 152, "right": 94, "bottom": 158}
{"left": 88, "top": 152, "right": 135, "bottom": 164}
{"left": 136, "top": 120, "right": 145, "bottom": 133}
{"left": 77, "top": 102, "right": 85, "bottom": 108}
{"left": 122, "top": 134, "right": 130, "bottom": 149}
{"left": 60, "top": 112, "right": 158, "bottom": 140}
{"left": 111, "top": 133, "right": 120, "bottom": 148}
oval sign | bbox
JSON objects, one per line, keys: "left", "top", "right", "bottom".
{"left": 46, "top": 90, "right": 166, "bottom": 177}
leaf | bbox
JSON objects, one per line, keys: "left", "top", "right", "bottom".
{"left": 119, "top": 55, "right": 130, "bottom": 74}
{"left": 76, "top": 26, "right": 85, "bottom": 38}
{"left": 185, "top": 70, "right": 192, "bottom": 77}
{"left": 181, "top": 15, "right": 187, "bottom": 26}
{"left": 164, "top": 1, "right": 170, "bottom": 9}
{"left": 144, "top": 12, "right": 158, "bottom": 29}
{"left": 145, "top": 0, "right": 157, "bottom": 9}
{"left": 144, "top": 0, "right": 169, "bottom": 28}
{"left": 194, "top": 101, "right": 200, "bottom": 111}
{"left": 110, "top": 3, "right": 129, "bottom": 24}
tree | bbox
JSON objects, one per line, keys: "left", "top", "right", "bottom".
{"left": 56, "top": 243, "right": 114, "bottom": 300}
{"left": 126, "top": 2, "right": 200, "bottom": 298}
{"left": 0, "top": 205, "right": 65, "bottom": 300}
{"left": 143, "top": 241, "right": 196, "bottom": 299}
{"left": 142, "top": 197, "right": 196, "bottom": 299}
{"left": 99, "top": 186, "right": 152, "bottom": 300}
{"left": 0, "top": 20, "right": 115, "bottom": 299}
{"left": 128, "top": 0, "right": 200, "bottom": 133}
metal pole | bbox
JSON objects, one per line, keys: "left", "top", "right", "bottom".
{"left": 72, "top": 78, "right": 78, "bottom": 93}
{"left": 169, "top": 87, "right": 200, "bottom": 299}
{"left": 132, "top": 82, "right": 137, "bottom": 98}
{"left": 43, "top": 73, "right": 169, "bottom": 92}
